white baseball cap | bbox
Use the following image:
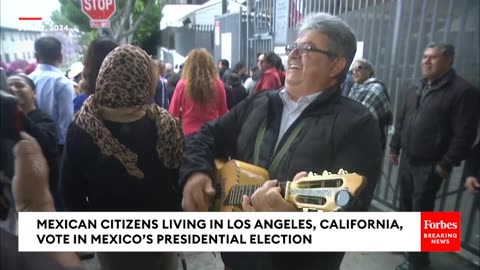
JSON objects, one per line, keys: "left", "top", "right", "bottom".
{"left": 68, "top": 62, "right": 84, "bottom": 79}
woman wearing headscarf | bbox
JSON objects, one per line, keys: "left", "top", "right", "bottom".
{"left": 169, "top": 48, "right": 228, "bottom": 135}
{"left": 60, "top": 45, "right": 183, "bottom": 270}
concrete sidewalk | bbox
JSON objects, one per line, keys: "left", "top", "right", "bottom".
{"left": 83, "top": 251, "right": 478, "bottom": 270}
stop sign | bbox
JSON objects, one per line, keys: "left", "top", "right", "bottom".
{"left": 81, "top": 0, "right": 116, "bottom": 21}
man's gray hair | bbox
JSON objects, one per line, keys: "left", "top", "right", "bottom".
{"left": 298, "top": 12, "right": 357, "bottom": 82}
{"left": 426, "top": 42, "right": 455, "bottom": 64}
{"left": 354, "top": 58, "right": 375, "bottom": 77}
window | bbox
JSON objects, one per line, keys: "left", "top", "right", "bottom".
{"left": 5, "top": 54, "right": 10, "bottom": 63}
{"left": 11, "top": 32, "right": 14, "bottom": 41}
{"left": 27, "top": 52, "right": 31, "bottom": 59}
{"left": 1, "top": 31, "right": 5, "bottom": 40}
{"left": 23, "top": 52, "right": 26, "bottom": 60}
{"left": 14, "top": 53, "right": 18, "bottom": 60}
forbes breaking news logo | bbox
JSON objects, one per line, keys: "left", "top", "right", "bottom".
{"left": 421, "top": 212, "right": 461, "bottom": 252}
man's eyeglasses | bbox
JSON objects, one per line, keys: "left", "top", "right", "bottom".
{"left": 285, "top": 43, "right": 335, "bottom": 57}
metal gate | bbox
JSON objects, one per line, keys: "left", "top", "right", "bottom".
{"left": 214, "top": 11, "right": 248, "bottom": 69}
{"left": 248, "top": 37, "right": 273, "bottom": 68}
{"left": 246, "top": 0, "right": 276, "bottom": 69}
{"left": 174, "top": 24, "right": 214, "bottom": 57}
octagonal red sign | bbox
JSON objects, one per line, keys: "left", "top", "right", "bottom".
{"left": 81, "top": 0, "right": 116, "bottom": 21}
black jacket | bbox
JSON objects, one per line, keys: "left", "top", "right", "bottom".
{"left": 166, "top": 72, "right": 181, "bottom": 101}
{"left": 26, "top": 109, "right": 61, "bottom": 208}
{"left": 465, "top": 142, "right": 480, "bottom": 179}
{"left": 0, "top": 105, "right": 59, "bottom": 207}
{"left": 180, "top": 87, "right": 382, "bottom": 270}
{"left": 61, "top": 116, "right": 180, "bottom": 212}
{"left": 465, "top": 139, "right": 480, "bottom": 209}
{"left": 390, "top": 69, "right": 478, "bottom": 171}
{"left": 0, "top": 95, "right": 59, "bottom": 214}
{"left": 1, "top": 228, "right": 68, "bottom": 270}
{"left": 226, "top": 83, "right": 248, "bottom": 109}
{"left": 180, "top": 86, "right": 382, "bottom": 210}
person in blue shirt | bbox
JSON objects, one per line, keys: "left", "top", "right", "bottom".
{"left": 29, "top": 36, "right": 75, "bottom": 151}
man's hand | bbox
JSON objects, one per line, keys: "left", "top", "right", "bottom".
{"left": 12, "top": 132, "right": 55, "bottom": 212}
{"left": 465, "top": 176, "right": 480, "bottom": 194}
{"left": 182, "top": 172, "right": 216, "bottom": 211}
{"left": 13, "top": 132, "right": 83, "bottom": 268}
{"left": 435, "top": 164, "right": 450, "bottom": 178}
{"left": 242, "top": 171, "right": 307, "bottom": 212}
{"left": 389, "top": 153, "right": 399, "bottom": 165}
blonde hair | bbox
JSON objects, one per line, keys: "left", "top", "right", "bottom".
{"left": 181, "top": 49, "right": 219, "bottom": 106}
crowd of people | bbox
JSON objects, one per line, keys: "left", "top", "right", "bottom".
{"left": 0, "top": 10, "right": 479, "bottom": 270}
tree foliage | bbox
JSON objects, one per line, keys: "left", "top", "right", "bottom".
{"left": 132, "top": 0, "right": 162, "bottom": 45}
{"left": 56, "top": 0, "right": 91, "bottom": 32}
{"left": 47, "top": 31, "right": 84, "bottom": 67}
{"left": 51, "top": 0, "right": 163, "bottom": 44}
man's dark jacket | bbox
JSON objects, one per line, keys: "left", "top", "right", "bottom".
{"left": 179, "top": 86, "right": 382, "bottom": 270}
{"left": 26, "top": 109, "right": 61, "bottom": 209}
{"left": 465, "top": 141, "right": 480, "bottom": 209}
{"left": 390, "top": 69, "right": 478, "bottom": 171}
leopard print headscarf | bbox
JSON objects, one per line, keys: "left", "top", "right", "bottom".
{"left": 75, "top": 45, "right": 183, "bottom": 179}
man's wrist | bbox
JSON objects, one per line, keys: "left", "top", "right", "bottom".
{"left": 437, "top": 161, "right": 452, "bottom": 172}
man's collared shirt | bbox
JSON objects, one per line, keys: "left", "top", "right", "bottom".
{"left": 348, "top": 77, "right": 392, "bottom": 121}
{"left": 29, "top": 64, "right": 75, "bottom": 145}
{"left": 276, "top": 89, "right": 322, "bottom": 148}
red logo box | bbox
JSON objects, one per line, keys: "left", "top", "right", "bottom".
{"left": 421, "top": 212, "right": 461, "bottom": 252}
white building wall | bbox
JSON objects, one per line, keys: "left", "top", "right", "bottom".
{"left": 0, "top": 28, "right": 41, "bottom": 64}
{"left": 194, "top": 2, "right": 244, "bottom": 25}
{"left": 194, "top": 4, "right": 222, "bottom": 25}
